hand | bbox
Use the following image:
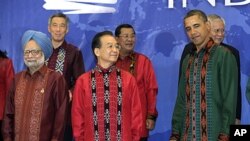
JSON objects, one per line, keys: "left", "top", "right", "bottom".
{"left": 146, "top": 119, "right": 155, "bottom": 130}
{"left": 235, "top": 119, "right": 241, "bottom": 125}
{"left": 69, "top": 90, "right": 72, "bottom": 102}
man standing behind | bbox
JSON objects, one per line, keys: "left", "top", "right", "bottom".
{"left": 170, "top": 10, "right": 238, "bottom": 141}
{"left": 47, "top": 13, "right": 85, "bottom": 140}
{"left": 72, "top": 31, "right": 142, "bottom": 141}
{"left": 208, "top": 14, "right": 241, "bottom": 124}
{"left": 179, "top": 14, "right": 242, "bottom": 125}
{"left": 2, "top": 30, "right": 69, "bottom": 141}
{"left": 115, "top": 24, "right": 158, "bottom": 141}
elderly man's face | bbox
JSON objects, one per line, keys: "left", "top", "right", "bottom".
{"left": 210, "top": 19, "right": 225, "bottom": 44}
{"left": 24, "top": 40, "right": 45, "bottom": 68}
{"left": 95, "top": 35, "right": 120, "bottom": 68}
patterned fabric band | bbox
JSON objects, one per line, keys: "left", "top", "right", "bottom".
{"left": 129, "top": 52, "right": 136, "bottom": 76}
{"left": 91, "top": 66, "right": 122, "bottom": 141}
{"left": 183, "top": 39, "right": 215, "bottom": 141}
{"left": 44, "top": 47, "right": 65, "bottom": 75}
{"left": 15, "top": 70, "right": 49, "bottom": 141}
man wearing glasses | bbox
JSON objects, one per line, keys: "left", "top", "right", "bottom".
{"left": 179, "top": 14, "right": 241, "bottom": 125}
{"left": 115, "top": 24, "right": 158, "bottom": 141}
{"left": 208, "top": 14, "right": 241, "bottom": 125}
{"left": 2, "top": 30, "right": 69, "bottom": 141}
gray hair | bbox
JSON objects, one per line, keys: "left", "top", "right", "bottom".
{"left": 48, "top": 13, "right": 69, "bottom": 27}
{"left": 207, "top": 14, "right": 225, "bottom": 25}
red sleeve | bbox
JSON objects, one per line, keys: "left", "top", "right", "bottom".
{"left": 2, "top": 59, "right": 16, "bottom": 140}
{"left": 144, "top": 59, "right": 158, "bottom": 117}
{"left": 0, "top": 59, "right": 14, "bottom": 120}
{"left": 130, "top": 76, "right": 143, "bottom": 141}
{"left": 2, "top": 73, "right": 17, "bottom": 140}
{"left": 5, "top": 59, "right": 15, "bottom": 95}
{"left": 52, "top": 75, "right": 69, "bottom": 141}
{"left": 72, "top": 75, "right": 85, "bottom": 141}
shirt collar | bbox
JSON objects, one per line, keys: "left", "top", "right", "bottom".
{"left": 95, "top": 64, "right": 116, "bottom": 74}
{"left": 25, "top": 65, "right": 47, "bottom": 77}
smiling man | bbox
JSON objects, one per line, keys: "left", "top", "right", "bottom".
{"left": 170, "top": 10, "right": 238, "bottom": 141}
{"left": 46, "top": 13, "right": 85, "bottom": 141}
{"left": 115, "top": 24, "right": 158, "bottom": 141}
{"left": 2, "top": 30, "right": 69, "bottom": 141}
{"left": 72, "top": 31, "right": 142, "bottom": 141}
{"left": 208, "top": 14, "right": 241, "bottom": 125}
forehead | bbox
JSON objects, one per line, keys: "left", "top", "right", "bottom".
{"left": 100, "top": 35, "right": 117, "bottom": 44}
{"left": 51, "top": 17, "right": 67, "bottom": 24}
{"left": 120, "top": 28, "right": 134, "bottom": 34}
{"left": 24, "top": 40, "right": 41, "bottom": 50}
{"left": 184, "top": 15, "right": 204, "bottom": 27}
{"left": 210, "top": 19, "right": 224, "bottom": 28}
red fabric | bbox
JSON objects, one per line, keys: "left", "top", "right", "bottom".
{"left": 116, "top": 52, "right": 158, "bottom": 137}
{"left": 0, "top": 58, "right": 14, "bottom": 120}
{"left": 2, "top": 66, "right": 69, "bottom": 141}
{"left": 72, "top": 68, "right": 142, "bottom": 141}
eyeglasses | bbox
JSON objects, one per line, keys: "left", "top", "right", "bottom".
{"left": 118, "top": 34, "right": 135, "bottom": 40}
{"left": 212, "top": 29, "right": 225, "bottom": 34}
{"left": 24, "top": 50, "right": 42, "bottom": 56}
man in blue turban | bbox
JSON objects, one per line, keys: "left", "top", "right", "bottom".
{"left": 21, "top": 30, "right": 53, "bottom": 61}
{"left": 2, "top": 30, "right": 69, "bottom": 141}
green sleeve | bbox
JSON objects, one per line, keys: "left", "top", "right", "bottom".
{"left": 171, "top": 57, "right": 187, "bottom": 135}
{"left": 220, "top": 51, "right": 238, "bottom": 134}
{"left": 246, "top": 78, "right": 250, "bottom": 104}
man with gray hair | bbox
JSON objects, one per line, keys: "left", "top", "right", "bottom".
{"left": 47, "top": 13, "right": 85, "bottom": 140}
{"left": 208, "top": 14, "right": 241, "bottom": 124}
{"left": 2, "top": 30, "right": 69, "bottom": 141}
{"left": 179, "top": 14, "right": 241, "bottom": 125}
{"left": 171, "top": 9, "right": 238, "bottom": 141}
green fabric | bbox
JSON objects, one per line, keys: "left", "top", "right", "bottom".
{"left": 246, "top": 78, "right": 250, "bottom": 104}
{"left": 172, "top": 45, "right": 238, "bottom": 141}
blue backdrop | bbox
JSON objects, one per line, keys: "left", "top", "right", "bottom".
{"left": 1, "top": 0, "right": 250, "bottom": 140}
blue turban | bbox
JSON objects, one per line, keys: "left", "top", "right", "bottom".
{"left": 21, "top": 30, "right": 52, "bottom": 60}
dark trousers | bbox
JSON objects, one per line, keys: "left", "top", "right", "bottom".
{"left": 64, "top": 124, "right": 73, "bottom": 141}
{"left": 140, "top": 137, "right": 148, "bottom": 141}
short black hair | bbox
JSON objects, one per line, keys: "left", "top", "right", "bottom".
{"left": 0, "top": 50, "right": 8, "bottom": 58}
{"left": 91, "top": 31, "right": 113, "bottom": 58}
{"left": 115, "top": 24, "right": 136, "bottom": 37}
{"left": 48, "top": 12, "right": 69, "bottom": 26}
{"left": 184, "top": 9, "right": 208, "bottom": 23}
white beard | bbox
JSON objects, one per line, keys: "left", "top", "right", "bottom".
{"left": 24, "top": 54, "right": 45, "bottom": 69}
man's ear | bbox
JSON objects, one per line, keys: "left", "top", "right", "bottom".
{"left": 94, "top": 48, "right": 100, "bottom": 57}
{"left": 48, "top": 26, "right": 51, "bottom": 33}
{"left": 66, "top": 26, "right": 69, "bottom": 34}
{"left": 206, "top": 21, "right": 211, "bottom": 32}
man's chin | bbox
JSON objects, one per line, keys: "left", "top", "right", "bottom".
{"left": 25, "top": 63, "right": 38, "bottom": 68}
{"left": 53, "top": 37, "right": 64, "bottom": 42}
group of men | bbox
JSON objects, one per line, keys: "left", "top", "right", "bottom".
{"left": 0, "top": 9, "right": 244, "bottom": 141}
{"left": 1, "top": 13, "right": 158, "bottom": 141}
{"left": 170, "top": 10, "right": 240, "bottom": 141}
